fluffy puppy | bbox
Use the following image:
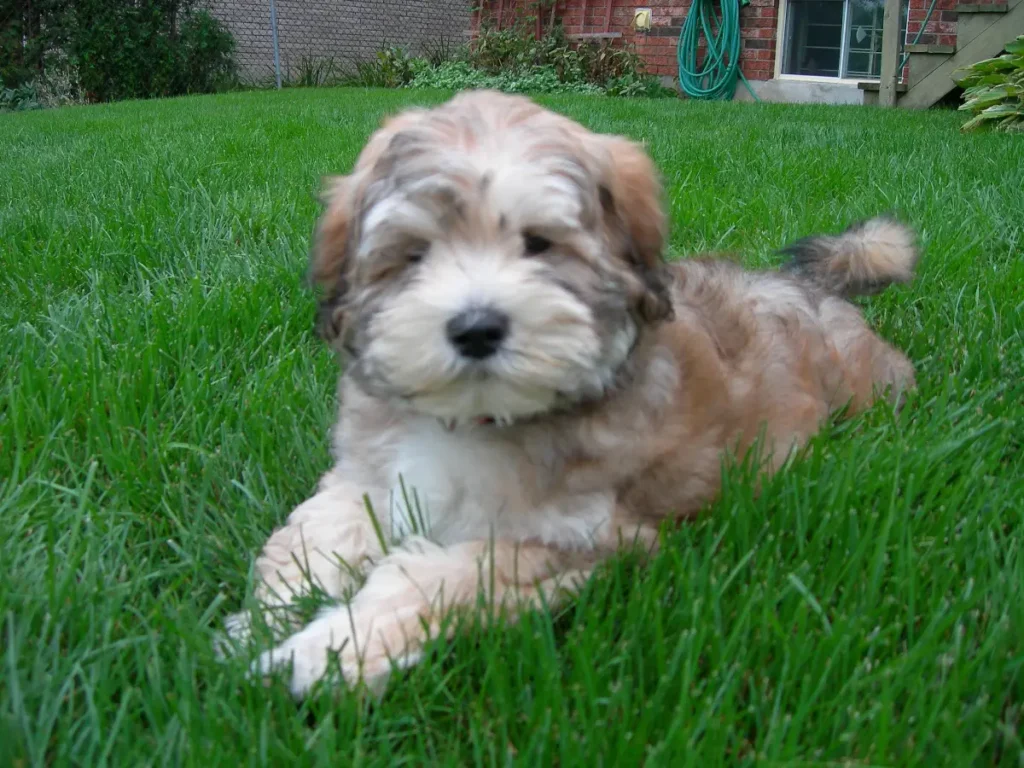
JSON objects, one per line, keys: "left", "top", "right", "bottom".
{"left": 227, "top": 90, "right": 919, "bottom": 697}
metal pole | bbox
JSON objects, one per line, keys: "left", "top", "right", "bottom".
{"left": 878, "top": 0, "right": 902, "bottom": 107}
{"left": 269, "top": 0, "right": 282, "bottom": 89}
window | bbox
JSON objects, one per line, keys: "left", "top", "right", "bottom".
{"left": 780, "top": 0, "right": 908, "bottom": 80}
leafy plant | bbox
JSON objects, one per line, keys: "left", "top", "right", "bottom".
{"left": 606, "top": 71, "right": 677, "bottom": 99}
{"left": 0, "top": 81, "right": 41, "bottom": 111}
{"left": 34, "top": 48, "right": 84, "bottom": 107}
{"left": 953, "top": 35, "right": 1024, "bottom": 133}
{"left": 346, "top": 46, "right": 418, "bottom": 88}
{"left": 421, "top": 36, "right": 460, "bottom": 68}
{"left": 291, "top": 55, "right": 340, "bottom": 88}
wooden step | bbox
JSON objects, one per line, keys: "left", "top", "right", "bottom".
{"left": 905, "top": 43, "right": 956, "bottom": 53}
{"left": 904, "top": 45, "right": 955, "bottom": 84}
{"left": 955, "top": 3, "right": 1008, "bottom": 11}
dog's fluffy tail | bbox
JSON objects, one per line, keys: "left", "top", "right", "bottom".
{"left": 780, "top": 217, "right": 920, "bottom": 298}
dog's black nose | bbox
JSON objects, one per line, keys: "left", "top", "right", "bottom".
{"left": 446, "top": 307, "right": 509, "bottom": 360}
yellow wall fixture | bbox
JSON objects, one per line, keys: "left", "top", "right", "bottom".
{"left": 632, "top": 8, "right": 652, "bottom": 31}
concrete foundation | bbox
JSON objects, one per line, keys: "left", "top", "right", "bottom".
{"left": 734, "top": 78, "right": 867, "bottom": 105}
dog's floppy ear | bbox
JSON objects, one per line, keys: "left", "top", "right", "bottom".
{"left": 595, "top": 136, "right": 673, "bottom": 324}
{"left": 309, "top": 108, "right": 428, "bottom": 347}
{"left": 309, "top": 175, "right": 356, "bottom": 345}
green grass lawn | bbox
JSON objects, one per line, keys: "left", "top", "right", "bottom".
{"left": 2, "top": 87, "right": 1022, "bottom": 766}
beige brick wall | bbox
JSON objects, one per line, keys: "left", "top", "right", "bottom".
{"left": 208, "top": 0, "right": 472, "bottom": 81}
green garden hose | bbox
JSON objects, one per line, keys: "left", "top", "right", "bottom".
{"left": 677, "top": 0, "right": 759, "bottom": 100}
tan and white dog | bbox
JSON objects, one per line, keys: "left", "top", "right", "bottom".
{"left": 227, "top": 90, "right": 919, "bottom": 697}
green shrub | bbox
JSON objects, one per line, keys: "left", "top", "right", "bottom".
{"left": 463, "top": 20, "right": 671, "bottom": 97}
{"left": 179, "top": 10, "right": 238, "bottom": 94}
{"left": 0, "top": 0, "right": 236, "bottom": 103}
{"left": 953, "top": 35, "right": 1024, "bottom": 133}
{"left": 263, "top": 20, "right": 670, "bottom": 99}
{"left": 362, "top": 20, "right": 674, "bottom": 98}
{"left": 606, "top": 71, "right": 678, "bottom": 99}
{"left": 69, "top": 2, "right": 237, "bottom": 101}
{"left": 409, "top": 60, "right": 603, "bottom": 95}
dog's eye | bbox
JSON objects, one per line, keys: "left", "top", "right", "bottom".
{"left": 406, "top": 242, "right": 429, "bottom": 264}
{"left": 523, "top": 233, "right": 553, "bottom": 256}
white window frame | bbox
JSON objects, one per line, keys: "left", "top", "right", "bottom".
{"left": 774, "top": 0, "right": 878, "bottom": 84}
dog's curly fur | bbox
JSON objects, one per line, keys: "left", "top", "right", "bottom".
{"left": 226, "top": 90, "right": 919, "bottom": 697}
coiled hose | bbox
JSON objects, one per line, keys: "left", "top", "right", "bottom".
{"left": 677, "top": 0, "right": 759, "bottom": 101}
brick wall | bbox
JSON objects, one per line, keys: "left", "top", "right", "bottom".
{"left": 475, "top": 0, "right": 781, "bottom": 82}
{"left": 208, "top": 0, "right": 472, "bottom": 81}
{"left": 906, "top": 0, "right": 980, "bottom": 48}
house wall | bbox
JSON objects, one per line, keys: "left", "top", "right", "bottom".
{"left": 207, "top": 0, "right": 472, "bottom": 81}
{"left": 475, "top": 0, "right": 779, "bottom": 82}
{"left": 479, "top": 0, "right": 993, "bottom": 102}
{"left": 209, "top": 0, "right": 990, "bottom": 101}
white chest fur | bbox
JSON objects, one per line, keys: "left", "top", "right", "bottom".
{"left": 370, "top": 418, "right": 613, "bottom": 550}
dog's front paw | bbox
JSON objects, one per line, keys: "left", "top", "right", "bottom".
{"left": 212, "top": 610, "right": 253, "bottom": 661}
{"left": 251, "top": 606, "right": 421, "bottom": 698}
{"left": 252, "top": 620, "right": 342, "bottom": 697}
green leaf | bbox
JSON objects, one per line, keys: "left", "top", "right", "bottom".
{"left": 980, "top": 103, "right": 1024, "bottom": 118}
{"left": 969, "top": 74, "right": 1017, "bottom": 88}
{"left": 965, "top": 57, "right": 1016, "bottom": 74}
{"left": 960, "top": 112, "right": 991, "bottom": 132}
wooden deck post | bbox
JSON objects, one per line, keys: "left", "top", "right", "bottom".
{"left": 879, "top": 0, "right": 903, "bottom": 106}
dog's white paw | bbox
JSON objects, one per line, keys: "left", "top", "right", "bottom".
{"left": 252, "top": 620, "right": 341, "bottom": 697}
{"left": 224, "top": 610, "right": 253, "bottom": 643}
{"left": 213, "top": 610, "right": 254, "bottom": 661}
{"left": 250, "top": 608, "right": 421, "bottom": 698}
